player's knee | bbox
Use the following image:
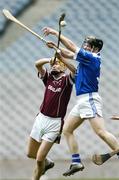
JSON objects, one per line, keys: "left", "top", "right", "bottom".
{"left": 63, "top": 127, "right": 72, "bottom": 136}
{"left": 26, "top": 152, "right": 36, "bottom": 159}
{"left": 36, "top": 160, "right": 43, "bottom": 166}
{"left": 36, "top": 153, "right": 46, "bottom": 162}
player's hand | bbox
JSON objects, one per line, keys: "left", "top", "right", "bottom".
{"left": 42, "top": 27, "right": 57, "bottom": 36}
{"left": 46, "top": 41, "right": 57, "bottom": 49}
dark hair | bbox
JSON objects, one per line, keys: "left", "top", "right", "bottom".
{"left": 84, "top": 36, "right": 103, "bottom": 51}
{"left": 94, "top": 39, "right": 103, "bottom": 51}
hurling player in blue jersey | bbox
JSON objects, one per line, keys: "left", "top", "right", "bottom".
{"left": 43, "top": 27, "right": 119, "bottom": 176}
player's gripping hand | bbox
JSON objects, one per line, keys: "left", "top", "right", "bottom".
{"left": 42, "top": 27, "right": 58, "bottom": 36}
{"left": 46, "top": 41, "right": 57, "bottom": 49}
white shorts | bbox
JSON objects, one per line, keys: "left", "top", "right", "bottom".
{"left": 30, "top": 113, "right": 62, "bottom": 143}
{"left": 69, "top": 92, "right": 103, "bottom": 119}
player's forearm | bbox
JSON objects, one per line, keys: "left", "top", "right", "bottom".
{"left": 35, "top": 58, "right": 50, "bottom": 67}
{"left": 35, "top": 58, "right": 50, "bottom": 71}
{"left": 61, "top": 57, "right": 76, "bottom": 74}
{"left": 52, "top": 30, "right": 77, "bottom": 52}
{"left": 59, "top": 47, "right": 75, "bottom": 59}
{"left": 56, "top": 52, "right": 76, "bottom": 74}
{"left": 43, "top": 27, "right": 77, "bottom": 52}
{"left": 59, "top": 34, "right": 77, "bottom": 53}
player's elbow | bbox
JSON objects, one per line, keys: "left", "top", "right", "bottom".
{"left": 35, "top": 61, "right": 42, "bottom": 72}
{"left": 62, "top": 126, "right": 72, "bottom": 136}
{"left": 35, "top": 61, "right": 39, "bottom": 68}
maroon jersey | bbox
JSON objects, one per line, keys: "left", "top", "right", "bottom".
{"left": 40, "top": 71, "right": 73, "bottom": 119}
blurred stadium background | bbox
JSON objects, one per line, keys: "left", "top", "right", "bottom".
{"left": 0, "top": 0, "right": 119, "bottom": 179}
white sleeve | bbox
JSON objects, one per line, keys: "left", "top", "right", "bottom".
{"left": 73, "top": 47, "right": 80, "bottom": 60}
{"left": 68, "top": 73, "right": 74, "bottom": 85}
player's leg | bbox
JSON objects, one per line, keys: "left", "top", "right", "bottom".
{"left": 90, "top": 116, "right": 119, "bottom": 165}
{"left": 89, "top": 116, "right": 119, "bottom": 150}
{"left": 27, "top": 137, "right": 40, "bottom": 159}
{"left": 63, "top": 115, "right": 84, "bottom": 176}
{"left": 27, "top": 137, "right": 54, "bottom": 178}
{"left": 27, "top": 113, "right": 42, "bottom": 159}
{"left": 32, "top": 140, "right": 53, "bottom": 180}
{"left": 92, "top": 148, "right": 119, "bottom": 166}
{"left": 42, "top": 158, "right": 55, "bottom": 175}
{"left": 28, "top": 113, "right": 55, "bottom": 178}
{"left": 63, "top": 115, "right": 84, "bottom": 153}
{"left": 27, "top": 137, "right": 54, "bottom": 177}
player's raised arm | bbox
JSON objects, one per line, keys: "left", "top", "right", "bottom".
{"left": 46, "top": 41, "right": 75, "bottom": 60}
{"left": 59, "top": 47, "right": 75, "bottom": 59}
{"left": 43, "top": 27, "right": 77, "bottom": 53}
{"left": 35, "top": 58, "right": 50, "bottom": 76}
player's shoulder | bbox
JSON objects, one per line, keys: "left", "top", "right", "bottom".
{"left": 64, "top": 73, "right": 74, "bottom": 85}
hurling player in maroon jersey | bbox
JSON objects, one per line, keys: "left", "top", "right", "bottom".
{"left": 27, "top": 55, "right": 76, "bottom": 180}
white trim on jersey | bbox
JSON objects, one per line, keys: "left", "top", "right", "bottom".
{"left": 68, "top": 73, "right": 74, "bottom": 85}
{"left": 74, "top": 47, "right": 80, "bottom": 60}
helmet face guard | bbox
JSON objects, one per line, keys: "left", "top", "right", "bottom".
{"left": 50, "top": 58, "right": 66, "bottom": 74}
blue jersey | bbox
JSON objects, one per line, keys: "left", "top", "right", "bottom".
{"left": 75, "top": 48, "right": 101, "bottom": 96}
